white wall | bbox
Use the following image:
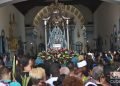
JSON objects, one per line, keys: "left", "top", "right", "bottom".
{"left": 0, "top": 5, "right": 25, "bottom": 41}
{"left": 25, "top": 6, "right": 43, "bottom": 25}
{"left": 75, "top": 5, "right": 93, "bottom": 24}
{"left": 94, "top": 2, "right": 120, "bottom": 50}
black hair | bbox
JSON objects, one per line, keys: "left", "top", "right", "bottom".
{"left": 19, "top": 56, "right": 30, "bottom": 67}
{"left": 49, "top": 62, "right": 61, "bottom": 77}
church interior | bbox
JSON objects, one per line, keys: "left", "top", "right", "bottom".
{"left": 0, "top": 0, "right": 120, "bottom": 86}
{"left": 0, "top": 0, "right": 119, "bottom": 55}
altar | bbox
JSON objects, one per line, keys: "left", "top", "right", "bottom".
{"left": 33, "top": 0, "right": 86, "bottom": 53}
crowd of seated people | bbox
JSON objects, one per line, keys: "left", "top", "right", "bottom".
{"left": 0, "top": 50, "right": 119, "bottom": 86}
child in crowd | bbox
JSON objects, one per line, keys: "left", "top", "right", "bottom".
{"left": 0, "top": 67, "right": 21, "bottom": 86}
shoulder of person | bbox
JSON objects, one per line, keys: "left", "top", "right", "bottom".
{"left": 0, "top": 81, "right": 9, "bottom": 86}
{"left": 0, "top": 80, "right": 21, "bottom": 86}
{"left": 9, "top": 81, "right": 21, "bottom": 86}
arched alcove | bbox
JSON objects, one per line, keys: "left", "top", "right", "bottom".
{"left": 31, "top": 4, "right": 87, "bottom": 52}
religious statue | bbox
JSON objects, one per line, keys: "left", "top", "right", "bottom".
{"left": 47, "top": 26, "right": 67, "bottom": 49}
{"left": 43, "top": 0, "right": 70, "bottom": 50}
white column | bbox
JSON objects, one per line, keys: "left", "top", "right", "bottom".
{"left": 62, "top": 16, "right": 70, "bottom": 50}
{"left": 45, "top": 25, "right": 47, "bottom": 51}
{"left": 82, "top": 25, "right": 86, "bottom": 53}
{"left": 43, "top": 17, "right": 50, "bottom": 51}
{"left": 66, "top": 19, "right": 69, "bottom": 50}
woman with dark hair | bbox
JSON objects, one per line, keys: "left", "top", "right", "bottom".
{"left": 46, "top": 62, "right": 61, "bottom": 86}
{"left": 16, "top": 55, "right": 34, "bottom": 86}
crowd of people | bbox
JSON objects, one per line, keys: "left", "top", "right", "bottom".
{"left": 0, "top": 50, "right": 120, "bottom": 86}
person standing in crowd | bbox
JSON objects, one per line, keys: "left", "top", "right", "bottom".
{"left": 59, "top": 67, "right": 70, "bottom": 75}
{"left": 0, "top": 67, "right": 21, "bottom": 86}
{"left": 85, "top": 65, "right": 111, "bottom": 86}
{"left": 46, "top": 62, "right": 61, "bottom": 86}
{"left": 16, "top": 56, "right": 34, "bottom": 86}
{"left": 29, "top": 67, "right": 47, "bottom": 86}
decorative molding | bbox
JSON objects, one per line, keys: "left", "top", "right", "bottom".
{"left": 33, "top": 5, "right": 84, "bottom": 26}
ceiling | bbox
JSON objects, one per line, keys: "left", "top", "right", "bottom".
{"left": 13, "top": 0, "right": 103, "bottom": 15}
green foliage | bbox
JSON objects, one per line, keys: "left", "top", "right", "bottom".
{"left": 12, "top": 56, "right": 16, "bottom": 80}
{"left": 12, "top": 56, "right": 30, "bottom": 86}
{"left": 21, "top": 75, "right": 30, "bottom": 86}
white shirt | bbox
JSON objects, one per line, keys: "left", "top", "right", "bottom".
{"left": 46, "top": 77, "right": 58, "bottom": 86}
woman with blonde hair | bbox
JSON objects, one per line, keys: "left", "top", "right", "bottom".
{"left": 29, "top": 67, "right": 47, "bottom": 86}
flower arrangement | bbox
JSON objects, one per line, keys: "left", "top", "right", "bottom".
{"left": 37, "top": 48, "right": 79, "bottom": 65}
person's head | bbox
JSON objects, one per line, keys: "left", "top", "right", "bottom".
{"left": 19, "top": 56, "right": 33, "bottom": 72}
{"left": 77, "top": 60, "right": 87, "bottom": 72}
{"left": 29, "top": 67, "right": 46, "bottom": 86}
{"left": 108, "top": 51, "right": 111, "bottom": 54}
{"left": 77, "top": 60, "right": 92, "bottom": 77}
{"left": 59, "top": 67, "right": 70, "bottom": 75}
{"left": 92, "top": 65, "right": 103, "bottom": 80}
{"left": 43, "top": 60, "right": 53, "bottom": 78}
{"left": 63, "top": 76, "right": 83, "bottom": 86}
{"left": 0, "top": 67, "right": 11, "bottom": 80}
{"left": 66, "top": 61, "right": 74, "bottom": 71}
{"left": 49, "top": 62, "right": 61, "bottom": 77}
